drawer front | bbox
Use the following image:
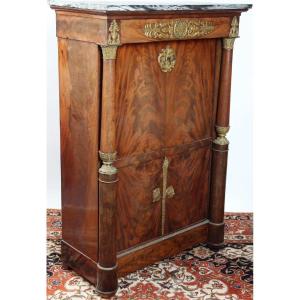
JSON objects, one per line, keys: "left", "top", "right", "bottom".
{"left": 164, "top": 39, "right": 216, "bottom": 146}
{"left": 115, "top": 39, "right": 217, "bottom": 156}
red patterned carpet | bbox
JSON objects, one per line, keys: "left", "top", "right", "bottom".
{"left": 47, "top": 210, "right": 253, "bottom": 299}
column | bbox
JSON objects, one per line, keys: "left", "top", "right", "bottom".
{"left": 208, "top": 16, "right": 239, "bottom": 249}
{"left": 96, "top": 19, "right": 120, "bottom": 298}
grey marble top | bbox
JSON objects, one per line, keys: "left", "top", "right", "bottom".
{"left": 49, "top": 1, "right": 252, "bottom": 12}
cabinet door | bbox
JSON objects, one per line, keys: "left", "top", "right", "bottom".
{"left": 165, "top": 145, "right": 211, "bottom": 234}
{"left": 116, "top": 156, "right": 163, "bottom": 251}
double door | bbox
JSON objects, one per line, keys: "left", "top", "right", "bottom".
{"left": 114, "top": 39, "right": 218, "bottom": 252}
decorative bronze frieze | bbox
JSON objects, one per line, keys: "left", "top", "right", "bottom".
{"left": 213, "top": 126, "right": 230, "bottom": 146}
{"left": 158, "top": 46, "right": 176, "bottom": 72}
{"left": 99, "top": 151, "right": 118, "bottom": 176}
{"left": 144, "top": 19, "right": 215, "bottom": 40}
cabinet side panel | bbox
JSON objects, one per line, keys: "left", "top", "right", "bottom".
{"left": 58, "top": 38, "right": 100, "bottom": 261}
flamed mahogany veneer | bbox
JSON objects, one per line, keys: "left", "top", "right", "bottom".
{"left": 50, "top": 2, "right": 252, "bottom": 297}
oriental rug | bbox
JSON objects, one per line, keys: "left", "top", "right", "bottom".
{"left": 47, "top": 209, "right": 253, "bottom": 300}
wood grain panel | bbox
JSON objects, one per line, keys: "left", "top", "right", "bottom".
{"left": 56, "top": 12, "right": 107, "bottom": 44}
{"left": 116, "top": 158, "right": 163, "bottom": 251}
{"left": 165, "top": 145, "right": 211, "bottom": 233}
{"left": 115, "top": 43, "right": 165, "bottom": 157}
{"left": 58, "top": 38, "right": 100, "bottom": 261}
{"left": 165, "top": 39, "right": 216, "bottom": 147}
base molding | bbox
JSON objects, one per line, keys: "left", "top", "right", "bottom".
{"left": 61, "top": 220, "right": 209, "bottom": 284}
{"left": 61, "top": 240, "right": 97, "bottom": 285}
{"left": 117, "top": 220, "right": 209, "bottom": 276}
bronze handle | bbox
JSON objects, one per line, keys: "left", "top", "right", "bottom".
{"left": 166, "top": 185, "right": 175, "bottom": 198}
{"left": 152, "top": 188, "right": 161, "bottom": 203}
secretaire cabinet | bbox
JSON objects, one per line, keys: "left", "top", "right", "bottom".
{"left": 49, "top": 2, "right": 252, "bottom": 297}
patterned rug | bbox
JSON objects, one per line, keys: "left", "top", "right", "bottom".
{"left": 47, "top": 209, "right": 253, "bottom": 300}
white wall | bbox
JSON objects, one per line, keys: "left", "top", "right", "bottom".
{"left": 47, "top": 1, "right": 253, "bottom": 211}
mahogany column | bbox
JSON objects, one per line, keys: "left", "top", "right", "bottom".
{"left": 208, "top": 16, "right": 239, "bottom": 248}
{"left": 96, "top": 43, "right": 119, "bottom": 297}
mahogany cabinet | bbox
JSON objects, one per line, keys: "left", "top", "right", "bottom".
{"left": 50, "top": 2, "right": 252, "bottom": 297}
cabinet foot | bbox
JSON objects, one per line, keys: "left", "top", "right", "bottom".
{"left": 207, "top": 222, "right": 225, "bottom": 250}
{"left": 96, "top": 268, "right": 118, "bottom": 299}
{"left": 61, "top": 262, "right": 72, "bottom": 271}
{"left": 207, "top": 242, "right": 225, "bottom": 251}
{"left": 95, "top": 288, "right": 118, "bottom": 299}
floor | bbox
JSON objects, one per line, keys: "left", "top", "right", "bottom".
{"left": 47, "top": 209, "right": 253, "bottom": 299}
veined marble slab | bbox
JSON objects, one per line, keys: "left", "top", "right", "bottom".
{"left": 49, "top": 1, "right": 252, "bottom": 12}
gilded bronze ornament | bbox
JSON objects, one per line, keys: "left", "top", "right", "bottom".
{"left": 108, "top": 20, "right": 120, "bottom": 45}
{"left": 99, "top": 151, "right": 118, "bottom": 176}
{"left": 213, "top": 126, "right": 230, "bottom": 146}
{"left": 229, "top": 16, "right": 239, "bottom": 38}
{"left": 158, "top": 46, "right": 176, "bottom": 72}
{"left": 144, "top": 19, "right": 215, "bottom": 40}
{"left": 161, "top": 157, "right": 175, "bottom": 235}
{"left": 152, "top": 188, "right": 161, "bottom": 203}
{"left": 152, "top": 157, "right": 176, "bottom": 234}
{"left": 101, "top": 45, "right": 118, "bottom": 60}
{"left": 223, "top": 38, "right": 235, "bottom": 50}
{"left": 223, "top": 16, "right": 239, "bottom": 50}
{"left": 99, "top": 151, "right": 117, "bottom": 163}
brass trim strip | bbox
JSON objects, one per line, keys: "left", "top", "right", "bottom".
{"left": 95, "top": 287, "right": 118, "bottom": 295}
{"left": 62, "top": 240, "right": 97, "bottom": 264}
{"left": 161, "top": 157, "right": 169, "bottom": 235}
{"left": 212, "top": 148, "right": 229, "bottom": 153}
{"left": 98, "top": 179, "right": 119, "bottom": 184}
{"left": 97, "top": 263, "right": 118, "bottom": 271}
{"left": 209, "top": 221, "right": 225, "bottom": 226}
